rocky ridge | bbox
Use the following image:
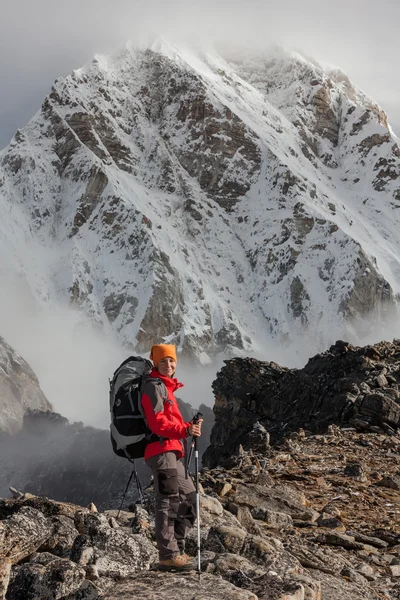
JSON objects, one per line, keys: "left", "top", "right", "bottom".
{"left": 204, "top": 339, "right": 400, "bottom": 467}
{"left": 0, "top": 337, "right": 51, "bottom": 433}
{"left": 0, "top": 42, "right": 399, "bottom": 359}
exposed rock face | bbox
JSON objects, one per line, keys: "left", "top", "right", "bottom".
{"left": 203, "top": 339, "right": 400, "bottom": 468}
{"left": 0, "top": 43, "right": 399, "bottom": 360}
{"left": 0, "top": 337, "right": 51, "bottom": 433}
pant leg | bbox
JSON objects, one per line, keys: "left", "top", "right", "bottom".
{"left": 174, "top": 459, "right": 196, "bottom": 553}
{"left": 145, "top": 451, "right": 180, "bottom": 560}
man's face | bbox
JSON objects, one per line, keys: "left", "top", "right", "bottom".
{"left": 157, "top": 357, "right": 176, "bottom": 377}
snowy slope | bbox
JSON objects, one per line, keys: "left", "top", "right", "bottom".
{"left": 0, "top": 40, "right": 399, "bottom": 361}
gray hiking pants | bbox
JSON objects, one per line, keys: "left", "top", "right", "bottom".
{"left": 146, "top": 451, "right": 196, "bottom": 560}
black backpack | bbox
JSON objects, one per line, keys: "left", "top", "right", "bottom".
{"left": 109, "top": 356, "right": 164, "bottom": 460}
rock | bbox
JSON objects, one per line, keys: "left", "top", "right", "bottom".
{"left": 219, "top": 483, "right": 233, "bottom": 497}
{"left": 290, "top": 574, "right": 322, "bottom": 599}
{"left": 346, "top": 531, "right": 389, "bottom": 549}
{"left": 340, "top": 566, "right": 369, "bottom": 584}
{"left": 8, "top": 489, "right": 24, "bottom": 501}
{"left": 70, "top": 512, "right": 157, "bottom": 578}
{"left": 356, "top": 563, "right": 377, "bottom": 581}
{"left": 243, "top": 534, "right": 277, "bottom": 564}
{"left": 376, "top": 373, "right": 388, "bottom": 388}
{"left": 204, "top": 524, "right": 247, "bottom": 554}
{"left": 233, "top": 483, "right": 309, "bottom": 522}
{"left": 252, "top": 508, "right": 293, "bottom": 529}
{"left": 200, "top": 494, "right": 224, "bottom": 516}
{"left": 102, "top": 572, "right": 257, "bottom": 599}
{"left": 242, "top": 572, "right": 306, "bottom": 600}
{"left": 0, "top": 558, "right": 11, "bottom": 600}
{"left": 247, "top": 421, "right": 270, "bottom": 453}
{"left": 316, "top": 532, "right": 377, "bottom": 553}
{"left": 234, "top": 506, "right": 262, "bottom": 535}
{"left": 213, "top": 552, "right": 266, "bottom": 584}
{"left": 0, "top": 507, "right": 52, "bottom": 564}
{"left": 102, "top": 510, "right": 135, "bottom": 526}
{"left": 64, "top": 579, "right": 102, "bottom": 599}
{"left": 316, "top": 515, "right": 344, "bottom": 530}
{"left": 343, "top": 461, "right": 368, "bottom": 482}
{"left": 0, "top": 495, "right": 91, "bottom": 520}
{"left": 129, "top": 505, "right": 153, "bottom": 538}
{"left": 377, "top": 475, "right": 400, "bottom": 490}
{"left": 369, "top": 529, "right": 400, "bottom": 546}
{"left": 38, "top": 515, "right": 79, "bottom": 557}
{"left": 7, "top": 556, "right": 85, "bottom": 600}
{"left": 0, "top": 338, "right": 51, "bottom": 433}
{"left": 311, "top": 570, "right": 383, "bottom": 600}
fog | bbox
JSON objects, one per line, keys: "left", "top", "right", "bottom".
{"left": 1, "top": 269, "right": 399, "bottom": 431}
{"left": 0, "top": 0, "right": 399, "bottom": 147}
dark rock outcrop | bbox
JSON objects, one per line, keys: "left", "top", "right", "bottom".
{"left": 203, "top": 339, "right": 400, "bottom": 468}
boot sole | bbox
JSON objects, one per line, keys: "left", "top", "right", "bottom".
{"left": 151, "top": 563, "right": 194, "bottom": 572}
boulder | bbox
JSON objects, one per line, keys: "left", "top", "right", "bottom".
{"left": 0, "top": 507, "right": 52, "bottom": 564}
{"left": 7, "top": 554, "right": 85, "bottom": 600}
{"left": 70, "top": 512, "right": 157, "bottom": 578}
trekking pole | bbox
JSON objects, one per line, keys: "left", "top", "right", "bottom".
{"left": 192, "top": 413, "right": 203, "bottom": 576}
{"left": 194, "top": 434, "right": 201, "bottom": 576}
{"left": 117, "top": 468, "right": 135, "bottom": 519}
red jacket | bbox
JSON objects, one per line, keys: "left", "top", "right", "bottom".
{"left": 141, "top": 369, "right": 190, "bottom": 460}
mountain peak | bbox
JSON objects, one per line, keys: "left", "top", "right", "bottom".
{"left": 0, "top": 40, "right": 399, "bottom": 363}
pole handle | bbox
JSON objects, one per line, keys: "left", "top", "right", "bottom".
{"left": 192, "top": 411, "right": 203, "bottom": 425}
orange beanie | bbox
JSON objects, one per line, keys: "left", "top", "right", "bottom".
{"left": 150, "top": 344, "right": 177, "bottom": 367}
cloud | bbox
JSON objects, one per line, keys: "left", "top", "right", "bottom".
{"left": 0, "top": 0, "right": 399, "bottom": 147}
{"left": 1, "top": 260, "right": 400, "bottom": 434}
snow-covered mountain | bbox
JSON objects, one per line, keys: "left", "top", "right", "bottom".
{"left": 0, "top": 40, "right": 399, "bottom": 361}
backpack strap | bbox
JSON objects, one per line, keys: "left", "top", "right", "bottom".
{"left": 140, "top": 377, "right": 168, "bottom": 415}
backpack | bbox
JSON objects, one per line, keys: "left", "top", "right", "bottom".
{"left": 109, "top": 356, "right": 164, "bottom": 460}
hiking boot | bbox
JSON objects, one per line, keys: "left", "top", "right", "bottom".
{"left": 157, "top": 554, "right": 195, "bottom": 571}
{"left": 179, "top": 553, "right": 194, "bottom": 565}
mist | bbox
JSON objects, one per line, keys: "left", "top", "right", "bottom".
{"left": 1, "top": 0, "right": 399, "bottom": 148}
{"left": 1, "top": 265, "right": 400, "bottom": 432}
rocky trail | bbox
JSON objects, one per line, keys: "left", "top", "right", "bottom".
{"left": 1, "top": 425, "right": 400, "bottom": 599}
{"left": 1, "top": 339, "right": 400, "bottom": 598}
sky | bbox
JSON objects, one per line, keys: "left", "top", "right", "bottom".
{"left": 0, "top": 0, "right": 399, "bottom": 149}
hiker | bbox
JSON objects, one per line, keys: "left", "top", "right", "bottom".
{"left": 141, "top": 343, "right": 203, "bottom": 571}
